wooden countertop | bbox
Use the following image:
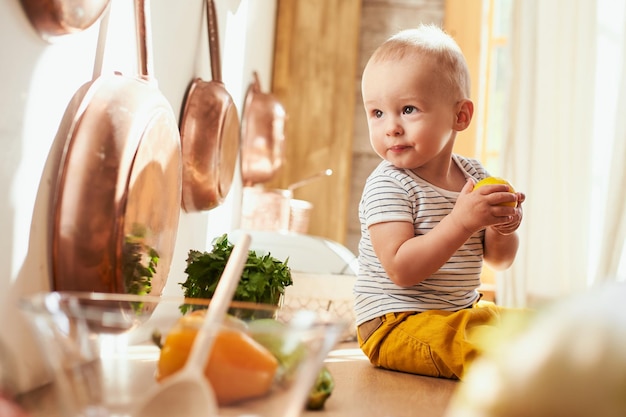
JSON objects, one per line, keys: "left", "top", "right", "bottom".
{"left": 305, "top": 342, "right": 458, "bottom": 417}
{"left": 18, "top": 341, "right": 458, "bottom": 417}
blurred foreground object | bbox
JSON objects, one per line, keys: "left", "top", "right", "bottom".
{"left": 306, "top": 366, "right": 334, "bottom": 410}
{"left": 445, "top": 283, "right": 626, "bottom": 417}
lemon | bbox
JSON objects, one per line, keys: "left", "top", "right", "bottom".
{"left": 474, "top": 177, "right": 517, "bottom": 207}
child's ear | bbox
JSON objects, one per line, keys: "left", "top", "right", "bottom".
{"left": 454, "top": 99, "right": 474, "bottom": 131}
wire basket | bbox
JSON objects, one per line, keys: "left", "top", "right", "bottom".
{"left": 283, "top": 272, "right": 357, "bottom": 342}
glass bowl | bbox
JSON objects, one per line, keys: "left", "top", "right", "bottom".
{"left": 19, "top": 292, "right": 348, "bottom": 417}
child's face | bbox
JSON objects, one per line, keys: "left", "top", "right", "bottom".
{"left": 361, "top": 54, "right": 462, "bottom": 170}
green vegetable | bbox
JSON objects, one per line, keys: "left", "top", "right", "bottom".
{"left": 151, "top": 330, "right": 163, "bottom": 349}
{"left": 248, "top": 318, "right": 307, "bottom": 383}
{"left": 122, "top": 223, "right": 159, "bottom": 301}
{"left": 180, "top": 234, "right": 293, "bottom": 314}
{"left": 306, "top": 366, "right": 334, "bottom": 410}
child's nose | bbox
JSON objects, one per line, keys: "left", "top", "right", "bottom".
{"left": 385, "top": 117, "right": 403, "bottom": 136}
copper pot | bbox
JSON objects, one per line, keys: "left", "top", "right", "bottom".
{"left": 20, "top": 0, "right": 111, "bottom": 41}
{"left": 179, "top": 0, "right": 240, "bottom": 212}
{"left": 240, "top": 187, "right": 313, "bottom": 234}
{"left": 240, "top": 71, "right": 287, "bottom": 186}
{"left": 49, "top": 0, "right": 181, "bottom": 296}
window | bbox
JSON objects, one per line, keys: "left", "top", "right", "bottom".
{"left": 478, "top": 0, "right": 512, "bottom": 175}
{"left": 445, "top": 0, "right": 513, "bottom": 296}
{"left": 444, "top": 0, "right": 513, "bottom": 173}
{"left": 450, "top": 0, "right": 626, "bottom": 293}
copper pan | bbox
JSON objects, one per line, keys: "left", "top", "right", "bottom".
{"left": 240, "top": 71, "right": 287, "bottom": 186}
{"left": 20, "top": 0, "right": 111, "bottom": 41}
{"left": 49, "top": 0, "right": 182, "bottom": 297}
{"left": 179, "top": 0, "right": 240, "bottom": 212}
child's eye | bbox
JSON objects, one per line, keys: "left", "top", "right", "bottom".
{"left": 402, "top": 106, "right": 417, "bottom": 114}
{"left": 373, "top": 109, "right": 383, "bottom": 118}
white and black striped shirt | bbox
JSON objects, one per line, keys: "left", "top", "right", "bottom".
{"left": 355, "top": 154, "right": 489, "bottom": 325}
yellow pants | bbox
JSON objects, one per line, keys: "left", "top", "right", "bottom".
{"left": 357, "top": 301, "right": 505, "bottom": 379}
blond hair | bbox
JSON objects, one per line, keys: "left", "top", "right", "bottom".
{"left": 368, "top": 24, "right": 471, "bottom": 98}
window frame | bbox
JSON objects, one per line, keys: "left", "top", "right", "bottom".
{"left": 445, "top": 0, "right": 510, "bottom": 295}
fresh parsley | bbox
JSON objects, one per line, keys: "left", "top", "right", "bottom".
{"left": 122, "top": 224, "right": 159, "bottom": 297}
{"left": 180, "top": 234, "right": 292, "bottom": 313}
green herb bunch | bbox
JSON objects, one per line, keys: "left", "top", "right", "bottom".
{"left": 122, "top": 224, "right": 159, "bottom": 296}
{"left": 180, "top": 234, "right": 293, "bottom": 313}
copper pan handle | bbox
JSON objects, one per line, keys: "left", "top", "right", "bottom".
{"left": 134, "top": 0, "right": 154, "bottom": 82}
{"left": 252, "top": 71, "right": 261, "bottom": 93}
{"left": 92, "top": 1, "right": 111, "bottom": 80}
{"left": 206, "top": 0, "right": 222, "bottom": 83}
{"left": 287, "top": 169, "right": 333, "bottom": 191}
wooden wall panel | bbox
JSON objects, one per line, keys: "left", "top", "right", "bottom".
{"left": 270, "top": 0, "right": 362, "bottom": 244}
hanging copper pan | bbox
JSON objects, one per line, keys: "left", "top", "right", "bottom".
{"left": 179, "top": 0, "right": 240, "bottom": 212}
{"left": 20, "top": 0, "right": 111, "bottom": 41}
{"left": 49, "top": 0, "right": 181, "bottom": 297}
{"left": 240, "top": 71, "right": 287, "bottom": 186}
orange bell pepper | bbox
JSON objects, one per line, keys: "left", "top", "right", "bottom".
{"left": 156, "top": 314, "right": 279, "bottom": 406}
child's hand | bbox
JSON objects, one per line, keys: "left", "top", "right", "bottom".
{"left": 491, "top": 192, "right": 525, "bottom": 235}
{"left": 451, "top": 179, "right": 523, "bottom": 234}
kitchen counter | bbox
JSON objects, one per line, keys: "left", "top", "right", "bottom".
{"left": 18, "top": 341, "right": 458, "bottom": 417}
{"left": 304, "top": 342, "right": 458, "bottom": 417}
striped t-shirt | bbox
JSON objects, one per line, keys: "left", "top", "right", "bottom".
{"left": 354, "top": 154, "right": 489, "bottom": 326}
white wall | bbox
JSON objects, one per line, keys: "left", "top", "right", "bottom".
{"left": 0, "top": 0, "right": 276, "bottom": 392}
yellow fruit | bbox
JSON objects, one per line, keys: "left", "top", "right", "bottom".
{"left": 474, "top": 177, "right": 517, "bottom": 207}
{"left": 156, "top": 313, "right": 279, "bottom": 406}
